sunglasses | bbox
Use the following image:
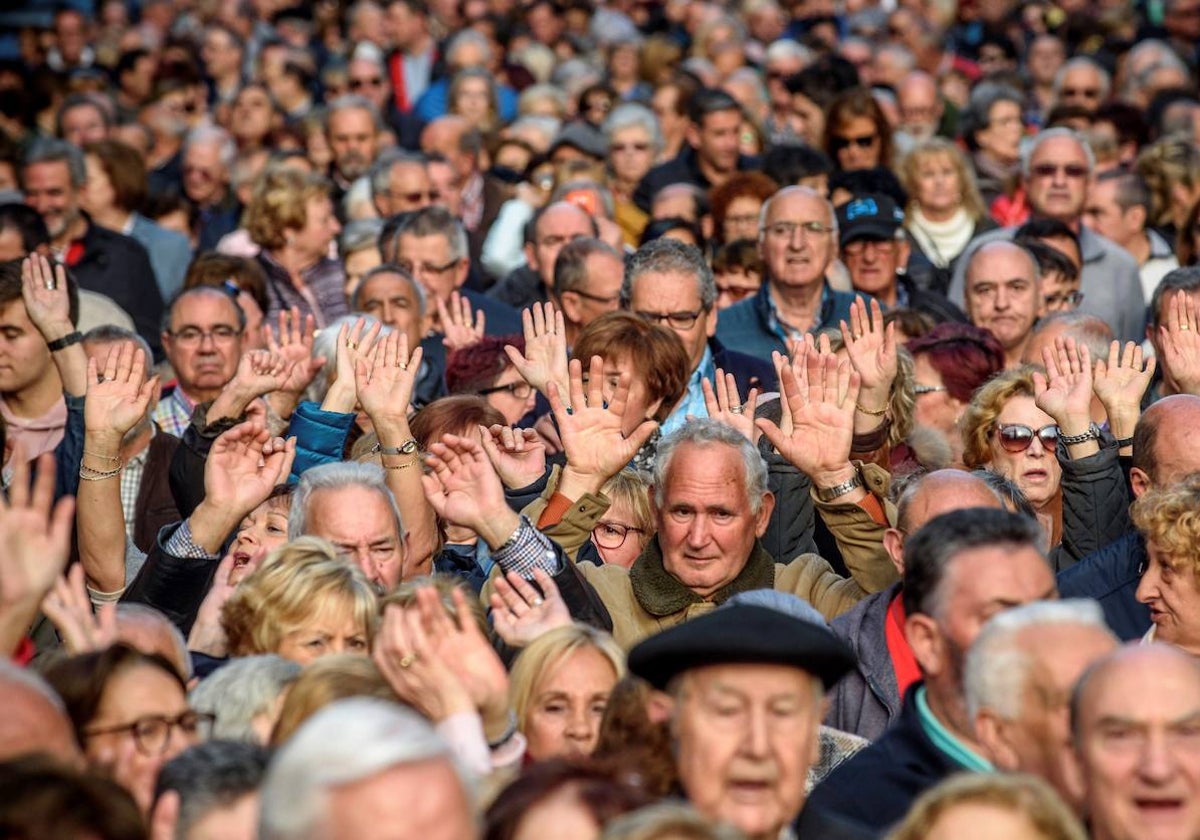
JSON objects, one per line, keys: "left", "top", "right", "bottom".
{"left": 1061, "top": 87, "right": 1100, "bottom": 98}
{"left": 831, "top": 134, "right": 878, "bottom": 151}
{"left": 994, "top": 423, "right": 1059, "bottom": 453}
{"left": 350, "top": 77, "right": 384, "bottom": 89}
{"left": 1031, "top": 163, "right": 1089, "bottom": 179}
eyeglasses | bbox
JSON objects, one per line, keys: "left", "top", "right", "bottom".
{"left": 913, "top": 383, "right": 947, "bottom": 395}
{"left": 169, "top": 325, "right": 243, "bottom": 345}
{"left": 349, "top": 76, "right": 384, "bottom": 89}
{"left": 479, "top": 381, "right": 534, "bottom": 399}
{"left": 1044, "top": 290, "right": 1084, "bottom": 308}
{"left": 566, "top": 288, "right": 620, "bottom": 305}
{"left": 716, "top": 283, "right": 759, "bottom": 303}
{"left": 383, "top": 189, "right": 440, "bottom": 204}
{"left": 764, "top": 220, "right": 835, "bottom": 240}
{"left": 592, "top": 520, "right": 644, "bottom": 550}
{"left": 611, "top": 142, "right": 651, "bottom": 153}
{"left": 994, "top": 423, "right": 1060, "bottom": 453}
{"left": 842, "top": 238, "right": 898, "bottom": 257}
{"left": 724, "top": 213, "right": 760, "bottom": 229}
{"left": 831, "top": 134, "right": 879, "bottom": 151}
{"left": 1061, "top": 87, "right": 1100, "bottom": 98}
{"left": 636, "top": 309, "right": 704, "bottom": 329}
{"left": 1030, "top": 163, "right": 1089, "bottom": 179}
{"left": 84, "top": 711, "right": 215, "bottom": 757}
{"left": 396, "top": 258, "right": 460, "bottom": 276}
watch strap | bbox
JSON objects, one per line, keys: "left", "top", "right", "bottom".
{"left": 377, "top": 438, "right": 419, "bottom": 456}
{"left": 47, "top": 331, "right": 83, "bottom": 352}
{"left": 816, "top": 470, "right": 864, "bottom": 502}
{"left": 1058, "top": 424, "right": 1100, "bottom": 446}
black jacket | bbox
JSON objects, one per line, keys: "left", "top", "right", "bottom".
{"left": 1053, "top": 433, "right": 1136, "bottom": 572}
{"left": 800, "top": 685, "right": 965, "bottom": 837}
{"left": 898, "top": 274, "right": 968, "bottom": 326}
{"left": 633, "top": 147, "right": 762, "bottom": 213}
{"left": 710, "top": 337, "right": 777, "bottom": 394}
{"left": 71, "top": 217, "right": 165, "bottom": 357}
{"left": 1058, "top": 532, "right": 1149, "bottom": 641}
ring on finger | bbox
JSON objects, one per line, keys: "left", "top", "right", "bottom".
{"left": 530, "top": 597, "right": 544, "bottom": 607}
{"left": 399, "top": 653, "right": 417, "bottom": 668}
{"left": 347, "top": 340, "right": 358, "bottom": 349}
{"left": 729, "top": 404, "right": 745, "bottom": 415}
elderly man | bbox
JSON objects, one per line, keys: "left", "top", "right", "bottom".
{"left": 488, "top": 201, "right": 596, "bottom": 311}
{"left": 963, "top": 240, "right": 1045, "bottom": 369}
{"left": 369, "top": 149, "right": 435, "bottom": 217}
{"left": 827, "top": 470, "right": 1005, "bottom": 741}
{"left": 950, "top": 128, "right": 1145, "bottom": 344}
{"left": 1069, "top": 644, "right": 1200, "bottom": 840}
{"left": 325, "top": 96, "right": 382, "bottom": 211}
{"left": 57, "top": 93, "right": 111, "bottom": 148}
{"left": 259, "top": 699, "right": 477, "bottom": 840}
{"left": 1083, "top": 170, "right": 1178, "bottom": 301}
{"left": 717, "top": 186, "right": 861, "bottom": 360}
{"left": 895, "top": 71, "right": 944, "bottom": 149}
{"left": 1146, "top": 270, "right": 1200, "bottom": 401}
{"left": 627, "top": 599, "right": 855, "bottom": 840}
{"left": 182, "top": 125, "right": 241, "bottom": 251}
{"left": 154, "top": 288, "right": 245, "bottom": 438}
{"left": 22, "top": 139, "right": 162, "bottom": 350}
{"left": 623, "top": 239, "right": 775, "bottom": 434}
{"left": 553, "top": 237, "right": 624, "bottom": 346}
{"left": 966, "top": 600, "right": 1118, "bottom": 812}
{"left": 153, "top": 741, "right": 269, "bottom": 840}
{"left": 351, "top": 264, "right": 443, "bottom": 408}
{"left": 1053, "top": 57, "right": 1111, "bottom": 112}
{"left": 426, "top": 368, "right": 898, "bottom": 647}
{"left": 837, "top": 194, "right": 964, "bottom": 323}
{"left": 0, "top": 663, "right": 81, "bottom": 766}
{"left": 801, "top": 507, "right": 1057, "bottom": 835}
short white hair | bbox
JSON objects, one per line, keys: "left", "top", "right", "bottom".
{"left": 1020, "top": 126, "right": 1096, "bottom": 178}
{"left": 259, "top": 698, "right": 471, "bottom": 839}
{"left": 965, "top": 599, "right": 1112, "bottom": 723}
{"left": 1053, "top": 56, "right": 1112, "bottom": 102}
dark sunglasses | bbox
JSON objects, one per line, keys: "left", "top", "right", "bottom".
{"left": 831, "top": 134, "right": 878, "bottom": 151}
{"left": 994, "top": 423, "right": 1059, "bottom": 453}
{"left": 1031, "top": 163, "right": 1088, "bottom": 179}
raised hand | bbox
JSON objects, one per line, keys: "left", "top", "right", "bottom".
{"left": 490, "top": 568, "right": 572, "bottom": 648}
{"left": 756, "top": 350, "right": 861, "bottom": 488}
{"left": 505, "top": 302, "right": 570, "bottom": 397}
{"left": 437, "top": 291, "right": 486, "bottom": 351}
{"left": 840, "top": 298, "right": 897, "bottom": 417}
{"left": 479, "top": 424, "right": 547, "bottom": 489}
{"left": 323, "top": 317, "right": 384, "bottom": 413}
{"left": 186, "top": 552, "right": 258, "bottom": 657}
{"left": 1032, "top": 336, "right": 1094, "bottom": 432}
{"left": 205, "top": 421, "right": 297, "bottom": 519}
{"left": 699, "top": 370, "right": 760, "bottom": 443}
{"left": 355, "top": 330, "right": 423, "bottom": 427}
{"left": 85, "top": 343, "right": 158, "bottom": 443}
{"left": 264, "top": 306, "right": 325, "bottom": 398}
{"left": 373, "top": 601, "right": 475, "bottom": 723}
{"left": 21, "top": 254, "right": 71, "bottom": 338}
{"left": 1159, "top": 291, "right": 1200, "bottom": 396}
{"left": 0, "top": 452, "right": 75, "bottom": 618}
{"left": 41, "top": 564, "right": 118, "bottom": 654}
{"left": 421, "top": 433, "right": 516, "bottom": 547}
{"left": 1093, "top": 340, "right": 1155, "bottom": 443}
{"left": 548, "top": 356, "right": 659, "bottom": 494}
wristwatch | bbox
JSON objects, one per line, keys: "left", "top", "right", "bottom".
{"left": 816, "top": 469, "right": 864, "bottom": 502}
{"left": 1058, "top": 423, "right": 1101, "bottom": 446}
{"left": 47, "top": 331, "right": 83, "bottom": 352}
{"left": 377, "top": 439, "right": 419, "bottom": 457}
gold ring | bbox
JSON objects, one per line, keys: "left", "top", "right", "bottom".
{"left": 397, "top": 361, "right": 407, "bottom": 369}
{"left": 347, "top": 340, "right": 358, "bottom": 349}
{"left": 1182, "top": 325, "right": 1191, "bottom": 332}
{"left": 399, "top": 653, "right": 416, "bottom": 668}
{"left": 530, "top": 597, "right": 544, "bottom": 607}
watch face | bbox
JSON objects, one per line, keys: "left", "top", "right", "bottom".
{"left": 400, "top": 440, "right": 419, "bottom": 455}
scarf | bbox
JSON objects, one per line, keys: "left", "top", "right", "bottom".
{"left": 908, "top": 207, "right": 975, "bottom": 267}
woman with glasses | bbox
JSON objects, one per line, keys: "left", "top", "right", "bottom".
{"left": 709, "top": 171, "right": 780, "bottom": 246}
{"left": 823, "top": 87, "right": 893, "bottom": 173}
{"left": 961, "top": 367, "right": 1063, "bottom": 547}
{"left": 959, "top": 82, "right": 1026, "bottom": 212}
{"left": 603, "top": 103, "right": 661, "bottom": 247}
{"left": 589, "top": 469, "right": 653, "bottom": 569}
{"left": 45, "top": 643, "right": 207, "bottom": 814}
{"left": 448, "top": 68, "right": 501, "bottom": 137}
{"left": 446, "top": 336, "right": 538, "bottom": 425}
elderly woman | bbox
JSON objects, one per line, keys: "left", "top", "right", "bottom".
{"left": 906, "top": 323, "right": 1007, "bottom": 467}
{"left": 824, "top": 87, "right": 893, "bottom": 173}
{"left": 590, "top": 469, "right": 654, "bottom": 569}
{"left": 959, "top": 82, "right": 1026, "bottom": 210}
{"left": 1132, "top": 475, "right": 1200, "bottom": 652}
{"left": 899, "top": 138, "right": 996, "bottom": 295}
{"left": 220, "top": 536, "right": 378, "bottom": 665}
{"left": 961, "top": 367, "right": 1062, "bottom": 547}
{"left": 887, "top": 774, "right": 1087, "bottom": 840}
{"left": 244, "top": 167, "right": 348, "bottom": 326}
{"left": 709, "top": 171, "right": 780, "bottom": 246}
{"left": 603, "top": 103, "right": 660, "bottom": 246}
{"left": 45, "top": 644, "right": 206, "bottom": 814}
{"left": 446, "top": 336, "right": 538, "bottom": 426}
{"left": 509, "top": 624, "right": 627, "bottom": 762}
{"left": 449, "top": 68, "right": 502, "bottom": 136}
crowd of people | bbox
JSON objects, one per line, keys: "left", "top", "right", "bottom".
{"left": 3, "top": 0, "right": 1200, "bottom": 838}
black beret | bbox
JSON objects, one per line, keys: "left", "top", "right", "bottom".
{"left": 627, "top": 603, "right": 857, "bottom": 691}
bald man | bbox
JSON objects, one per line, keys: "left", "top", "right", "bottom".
{"left": 0, "top": 662, "right": 81, "bottom": 766}
{"left": 826, "top": 470, "right": 1005, "bottom": 740}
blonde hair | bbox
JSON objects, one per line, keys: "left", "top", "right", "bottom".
{"left": 886, "top": 773, "right": 1087, "bottom": 840}
{"left": 1136, "top": 133, "right": 1200, "bottom": 229}
{"left": 960, "top": 366, "right": 1037, "bottom": 470}
{"left": 899, "top": 137, "right": 987, "bottom": 223}
{"left": 509, "top": 624, "right": 626, "bottom": 735}
{"left": 244, "top": 167, "right": 333, "bottom": 250}
{"left": 221, "top": 536, "right": 379, "bottom": 658}
{"left": 1131, "top": 473, "right": 1200, "bottom": 576}
{"left": 269, "top": 654, "right": 395, "bottom": 746}
{"left": 601, "top": 469, "right": 654, "bottom": 536}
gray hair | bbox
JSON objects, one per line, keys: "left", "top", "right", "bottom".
{"left": 395, "top": 205, "right": 468, "bottom": 264}
{"left": 602, "top": 802, "right": 746, "bottom": 840}
{"left": 877, "top": 42, "right": 917, "bottom": 74}
{"left": 82, "top": 325, "right": 155, "bottom": 370}
{"left": 509, "top": 115, "right": 563, "bottom": 151}
{"left": 966, "top": 240, "right": 1041, "bottom": 288}
{"left": 184, "top": 124, "right": 237, "bottom": 171}
{"left": 724, "top": 67, "right": 768, "bottom": 107}
{"left": 157, "top": 740, "right": 271, "bottom": 837}
{"left": 653, "top": 419, "right": 769, "bottom": 515}
{"left": 23, "top": 137, "right": 86, "bottom": 188}
{"left": 326, "top": 93, "right": 383, "bottom": 134}
{"left": 340, "top": 217, "right": 385, "bottom": 256}
{"left": 961, "top": 82, "right": 1024, "bottom": 150}
{"left": 289, "top": 460, "right": 406, "bottom": 543}
{"left": 517, "top": 84, "right": 568, "bottom": 117}
{"left": 369, "top": 148, "right": 427, "bottom": 197}
{"left": 305, "top": 313, "right": 390, "bottom": 402}
{"left": 189, "top": 655, "right": 302, "bottom": 742}
{"left": 1149, "top": 266, "right": 1200, "bottom": 329}
{"left": 764, "top": 38, "right": 813, "bottom": 67}
{"left": 622, "top": 238, "right": 716, "bottom": 311}
{"left": 259, "top": 699, "right": 470, "bottom": 840}
{"left": 603, "top": 103, "right": 663, "bottom": 157}
{"left": 553, "top": 237, "right": 622, "bottom": 297}
{"left": 445, "top": 29, "right": 492, "bottom": 67}
{"left": 1052, "top": 56, "right": 1111, "bottom": 102}
{"left": 759, "top": 185, "right": 838, "bottom": 239}
{"left": 965, "top": 599, "right": 1111, "bottom": 722}
{"left": 349, "top": 40, "right": 386, "bottom": 70}
{"left": 116, "top": 603, "right": 193, "bottom": 680}
{"left": 1020, "top": 127, "right": 1095, "bottom": 179}
{"left": 1031, "top": 311, "right": 1115, "bottom": 363}
{"left": 353, "top": 263, "right": 428, "bottom": 318}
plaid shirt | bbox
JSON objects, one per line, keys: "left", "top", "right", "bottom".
{"left": 119, "top": 430, "right": 153, "bottom": 541}
{"left": 490, "top": 516, "right": 562, "bottom": 578}
{"left": 152, "top": 389, "right": 194, "bottom": 439}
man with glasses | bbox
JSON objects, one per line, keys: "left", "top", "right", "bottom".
{"left": 154, "top": 287, "right": 245, "bottom": 438}
{"left": 370, "top": 149, "right": 436, "bottom": 217}
{"left": 622, "top": 238, "right": 774, "bottom": 434}
{"left": 553, "top": 237, "right": 624, "bottom": 347}
{"left": 717, "top": 185, "right": 861, "bottom": 360}
{"left": 1052, "top": 57, "right": 1110, "bottom": 113}
{"left": 950, "top": 128, "right": 1145, "bottom": 345}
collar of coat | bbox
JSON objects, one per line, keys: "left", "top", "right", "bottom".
{"left": 628, "top": 536, "right": 775, "bottom": 617}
